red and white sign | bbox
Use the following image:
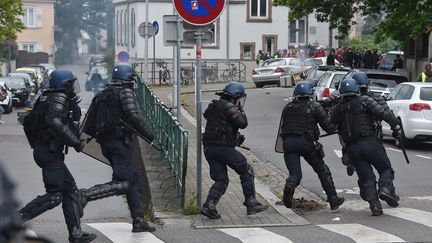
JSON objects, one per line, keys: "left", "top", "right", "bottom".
{"left": 173, "top": 0, "right": 226, "bottom": 26}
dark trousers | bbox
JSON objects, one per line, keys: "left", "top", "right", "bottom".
{"left": 346, "top": 136, "right": 395, "bottom": 201}
{"left": 204, "top": 146, "right": 254, "bottom": 202}
{"left": 24, "top": 144, "right": 78, "bottom": 230}
{"left": 283, "top": 137, "right": 337, "bottom": 198}
{"left": 101, "top": 139, "right": 143, "bottom": 219}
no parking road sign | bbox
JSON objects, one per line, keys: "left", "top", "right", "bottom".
{"left": 173, "top": 0, "right": 226, "bottom": 25}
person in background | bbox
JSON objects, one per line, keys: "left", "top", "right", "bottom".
{"left": 415, "top": 63, "right": 432, "bottom": 82}
{"left": 326, "top": 49, "right": 336, "bottom": 65}
{"left": 0, "top": 85, "right": 6, "bottom": 124}
{"left": 391, "top": 54, "right": 404, "bottom": 71}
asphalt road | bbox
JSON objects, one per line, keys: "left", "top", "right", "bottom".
{"left": 1, "top": 64, "right": 432, "bottom": 242}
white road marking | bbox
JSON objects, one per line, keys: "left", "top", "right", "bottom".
{"left": 88, "top": 223, "right": 164, "bottom": 243}
{"left": 385, "top": 148, "right": 402, "bottom": 153}
{"left": 334, "top": 149, "right": 343, "bottom": 158}
{"left": 218, "top": 228, "right": 293, "bottom": 243}
{"left": 408, "top": 196, "right": 432, "bottom": 201}
{"left": 415, "top": 154, "right": 432, "bottom": 160}
{"left": 385, "top": 208, "right": 432, "bottom": 228}
{"left": 318, "top": 223, "right": 405, "bottom": 242}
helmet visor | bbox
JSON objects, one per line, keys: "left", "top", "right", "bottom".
{"left": 72, "top": 78, "right": 81, "bottom": 94}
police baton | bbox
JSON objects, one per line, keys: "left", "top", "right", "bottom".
{"left": 319, "top": 132, "right": 337, "bottom": 138}
{"left": 120, "top": 120, "right": 162, "bottom": 151}
{"left": 398, "top": 127, "right": 411, "bottom": 164}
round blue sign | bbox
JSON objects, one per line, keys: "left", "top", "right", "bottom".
{"left": 152, "top": 21, "right": 159, "bottom": 35}
{"left": 118, "top": 50, "right": 130, "bottom": 62}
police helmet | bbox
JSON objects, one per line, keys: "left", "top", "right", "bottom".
{"left": 352, "top": 71, "right": 368, "bottom": 88}
{"left": 293, "top": 81, "right": 314, "bottom": 97}
{"left": 112, "top": 63, "right": 136, "bottom": 82}
{"left": 221, "top": 81, "right": 246, "bottom": 99}
{"left": 49, "top": 69, "right": 76, "bottom": 91}
{"left": 339, "top": 78, "right": 359, "bottom": 96}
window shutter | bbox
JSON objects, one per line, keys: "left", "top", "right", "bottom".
{"left": 35, "top": 8, "right": 43, "bottom": 27}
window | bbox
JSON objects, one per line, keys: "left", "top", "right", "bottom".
{"left": 23, "top": 8, "right": 35, "bottom": 27}
{"left": 394, "top": 85, "right": 414, "bottom": 100}
{"left": 420, "top": 87, "right": 432, "bottom": 101}
{"left": 386, "top": 85, "right": 402, "bottom": 101}
{"left": 124, "top": 10, "right": 128, "bottom": 46}
{"left": 262, "top": 35, "right": 277, "bottom": 54}
{"left": 131, "top": 9, "right": 136, "bottom": 47}
{"left": 289, "top": 19, "right": 306, "bottom": 44}
{"left": 240, "top": 43, "right": 255, "bottom": 60}
{"left": 22, "top": 44, "right": 36, "bottom": 53}
{"left": 120, "top": 10, "right": 123, "bottom": 45}
{"left": 116, "top": 11, "right": 119, "bottom": 45}
{"left": 289, "top": 21, "right": 296, "bottom": 44}
{"left": 247, "top": 0, "right": 271, "bottom": 22}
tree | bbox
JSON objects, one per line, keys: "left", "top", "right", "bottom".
{"left": 0, "top": 0, "right": 24, "bottom": 41}
{"left": 273, "top": 0, "right": 432, "bottom": 41}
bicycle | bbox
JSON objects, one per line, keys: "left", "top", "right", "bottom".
{"left": 221, "top": 63, "right": 237, "bottom": 82}
{"left": 180, "top": 68, "right": 192, "bottom": 85}
{"left": 157, "top": 61, "right": 171, "bottom": 85}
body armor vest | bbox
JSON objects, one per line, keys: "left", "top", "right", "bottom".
{"left": 280, "top": 100, "right": 318, "bottom": 140}
{"left": 339, "top": 97, "right": 376, "bottom": 143}
{"left": 94, "top": 86, "right": 124, "bottom": 137}
{"left": 203, "top": 100, "right": 237, "bottom": 147}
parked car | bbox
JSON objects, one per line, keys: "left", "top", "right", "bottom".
{"left": 15, "top": 68, "right": 40, "bottom": 90}
{"left": 344, "top": 69, "right": 409, "bottom": 97}
{"left": 0, "top": 81, "right": 13, "bottom": 113}
{"left": 379, "top": 51, "right": 404, "bottom": 70}
{"left": 0, "top": 76, "right": 34, "bottom": 106}
{"left": 252, "top": 58, "right": 304, "bottom": 88}
{"left": 7, "top": 73, "right": 36, "bottom": 89}
{"left": 294, "top": 65, "right": 349, "bottom": 87}
{"left": 28, "top": 65, "right": 50, "bottom": 89}
{"left": 314, "top": 69, "right": 349, "bottom": 100}
{"left": 303, "top": 57, "right": 341, "bottom": 69}
{"left": 381, "top": 82, "right": 432, "bottom": 147}
{"left": 89, "top": 55, "right": 106, "bottom": 71}
{"left": 38, "top": 63, "right": 56, "bottom": 75}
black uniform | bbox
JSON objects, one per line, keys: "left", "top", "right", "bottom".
{"left": 19, "top": 90, "right": 87, "bottom": 240}
{"left": 331, "top": 95, "right": 400, "bottom": 207}
{"left": 82, "top": 84, "right": 155, "bottom": 230}
{"left": 280, "top": 98, "right": 343, "bottom": 209}
{"left": 202, "top": 97, "right": 268, "bottom": 217}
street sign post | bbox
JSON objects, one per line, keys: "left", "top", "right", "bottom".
{"left": 138, "top": 22, "right": 156, "bottom": 38}
{"left": 152, "top": 21, "right": 159, "bottom": 86}
{"left": 173, "top": 0, "right": 226, "bottom": 208}
{"left": 118, "top": 50, "right": 130, "bottom": 62}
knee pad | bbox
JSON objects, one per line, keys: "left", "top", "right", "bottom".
{"left": 49, "top": 192, "right": 63, "bottom": 207}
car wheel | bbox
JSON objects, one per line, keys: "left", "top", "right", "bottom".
{"left": 5, "top": 99, "right": 13, "bottom": 114}
{"left": 255, "top": 82, "right": 263, "bottom": 88}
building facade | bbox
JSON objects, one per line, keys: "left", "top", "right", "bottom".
{"left": 113, "top": 0, "right": 338, "bottom": 62}
{"left": 16, "top": 0, "right": 55, "bottom": 60}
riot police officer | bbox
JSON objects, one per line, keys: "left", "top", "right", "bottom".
{"left": 331, "top": 78, "right": 401, "bottom": 216}
{"left": 18, "top": 69, "right": 96, "bottom": 243}
{"left": 279, "top": 81, "right": 344, "bottom": 210}
{"left": 201, "top": 82, "right": 268, "bottom": 219}
{"left": 81, "top": 63, "right": 155, "bottom": 232}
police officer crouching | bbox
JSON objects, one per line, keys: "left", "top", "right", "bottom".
{"left": 201, "top": 82, "right": 268, "bottom": 219}
{"left": 81, "top": 63, "right": 155, "bottom": 232}
{"left": 18, "top": 69, "right": 96, "bottom": 243}
{"left": 279, "top": 81, "right": 344, "bottom": 210}
{"left": 331, "top": 78, "right": 401, "bottom": 216}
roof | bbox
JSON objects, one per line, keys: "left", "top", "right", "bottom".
{"left": 401, "top": 82, "right": 432, "bottom": 87}
{"left": 353, "top": 69, "right": 408, "bottom": 77}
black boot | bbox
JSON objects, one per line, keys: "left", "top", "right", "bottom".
{"left": 283, "top": 185, "right": 295, "bottom": 208}
{"left": 369, "top": 199, "right": 383, "bottom": 216}
{"left": 243, "top": 197, "right": 269, "bottom": 215}
{"left": 132, "top": 217, "right": 156, "bottom": 232}
{"left": 378, "top": 184, "right": 399, "bottom": 208}
{"left": 328, "top": 195, "right": 345, "bottom": 210}
{"left": 68, "top": 227, "right": 97, "bottom": 243}
{"left": 201, "top": 199, "right": 221, "bottom": 219}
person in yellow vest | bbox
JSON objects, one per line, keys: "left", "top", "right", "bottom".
{"left": 415, "top": 63, "right": 432, "bottom": 82}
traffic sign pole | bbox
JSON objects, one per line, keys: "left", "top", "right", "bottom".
{"left": 195, "top": 26, "right": 202, "bottom": 208}
{"left": 176, "top": 15, "right": 182, "bottom": 122}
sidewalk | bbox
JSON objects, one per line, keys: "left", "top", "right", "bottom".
{"left": 147, "top": 81, "right": 323, "bottom": 229}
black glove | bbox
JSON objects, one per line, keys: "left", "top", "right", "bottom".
{"left": 74, "top": 139, "right": 85, "bottom": 152}
{"left": 392, "top": 125, "right": 401, "bottom": 139}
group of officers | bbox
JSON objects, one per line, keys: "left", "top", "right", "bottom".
{"left": 11, "top": 62, "right": 402, "bottom": 242}
{"left": 201, "top": 71, "right": 402, "bottom": 219}
{"left": 17, "top": 63, "right": 155, "bottom": 243}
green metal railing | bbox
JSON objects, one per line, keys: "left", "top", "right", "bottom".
{"left": 135, "top": 75, "right": 188, "bottom": 208}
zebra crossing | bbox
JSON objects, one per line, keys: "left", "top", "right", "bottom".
{"left": 61, "top": 205, "right": 431, "bottom": 243}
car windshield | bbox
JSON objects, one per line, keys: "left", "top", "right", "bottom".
{"left": 263, "top": 59, "right": 286, "bottom": 67}
{"left": 368, "top": 74, "right": 407, "bottom": 88}
{"left": 2, "top": 77, "right": 26, "bottom": 89}
{"left": 420, "top": 87, "right": 432, "bottom": 101}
